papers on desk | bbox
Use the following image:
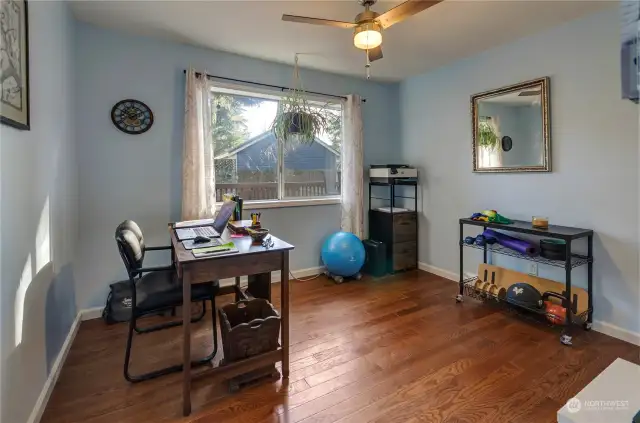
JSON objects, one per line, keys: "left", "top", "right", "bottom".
{"left": 174, "top": 218, "right": 216, "bottom": 229}
{"left": 192, "top": 242, "right": 239, "bottom": 257}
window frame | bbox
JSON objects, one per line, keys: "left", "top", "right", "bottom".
{"left": 209, "top": 79, "right": 344, "bottom": 209}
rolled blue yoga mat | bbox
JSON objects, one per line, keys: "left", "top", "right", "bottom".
{"left": 483, "top": 229, "right": 539, "bottom": 256}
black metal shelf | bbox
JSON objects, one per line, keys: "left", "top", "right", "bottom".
{"left": 369, "top": 178, "right": 418, "bottom": 213}
{"left": 462, "top": 243, "right": 592, "bottom": 269}
{"left": 459, "top": 218, "right": 593, "bottom": 241}
{"left": 462, "top": 277, "right": 590, "bottom": 327}
{"left": 370, "top": 180, "right": 417, "bottom": 186}
{"left": 457, "top": 217, "right": 594, "bottom": 346}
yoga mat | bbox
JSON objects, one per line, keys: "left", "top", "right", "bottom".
{"left": 483, "top": 229, "right": 539, "bottom": 256}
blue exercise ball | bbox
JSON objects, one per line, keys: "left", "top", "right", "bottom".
{"left": 321, "top": 232, "right": 365, "bottom": 277}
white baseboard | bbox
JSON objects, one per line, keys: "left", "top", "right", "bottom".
{"left": 27, "top": 311, "right": 82, "bottom": 423}
{"left": 417, "top": 262, "right": 640, "bottom": 347}
{"left": 272, "top": 265, "right": 325, "bottom": 283}
{"left": 79, "top": 266, "right": 326, "bottom": 322}
{"left": 81, "top": 306, "right": 103, "bottom": 321}
{"left": 592, "top": 320, "right": 640, "bottom": 347}
{"left": 418, "top": 262, "right": 475, "bottom": 282}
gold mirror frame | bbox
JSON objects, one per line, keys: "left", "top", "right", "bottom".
{"left": 471, "top": 77, "right": 551, "bottom": 173}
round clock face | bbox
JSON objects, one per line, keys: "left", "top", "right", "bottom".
{"left": 501, "top": 136, "right": 513, "bottom": 152}
{"left": 111, "top": 99, "right": 153, "bottom": 134}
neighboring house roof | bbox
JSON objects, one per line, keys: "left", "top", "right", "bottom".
{"left": 214, "top": 130, "right": 339, "bottom": 159}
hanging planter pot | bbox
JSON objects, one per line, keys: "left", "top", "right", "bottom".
{"left": 284, "top": 111, "right": 306, "bottom": 134}
{"left": 272, "top": 108, "right": 328, "bottom": 145}
{"left": 271, "top": 55, "right": 330, "bottom": 146}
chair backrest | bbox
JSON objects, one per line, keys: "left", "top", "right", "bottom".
{"left": 115, "top": 220, "right": 146, "bottom": 277}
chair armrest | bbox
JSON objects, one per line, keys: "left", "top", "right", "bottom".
{"left": 138, "top": 265, "right": 174, "bottom": 273}
{"left": 146, "top": 245, "right": 172, "bottom": 251}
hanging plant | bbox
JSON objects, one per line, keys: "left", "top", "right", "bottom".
{"left": 271, "top": 55, "right": 330, "bottom": 146}
{"left": 477, "top": 120, "right": 499, "bottom": 150}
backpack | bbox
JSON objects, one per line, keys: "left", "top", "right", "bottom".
{"left": 102, "top": 280, "right": 133, "bottom": 324}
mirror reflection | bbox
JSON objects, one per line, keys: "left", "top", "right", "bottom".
{"left": 472, "top": 78, "right": 550, "bottom": 172}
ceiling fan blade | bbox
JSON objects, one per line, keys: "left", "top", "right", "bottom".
{"left": 368, "top": 45, "right": 383, "bottom": 62}
{"left": 518, "top": 91, "right": 541, "bottom": 97}
{"left": 282, "top": 15, "right": 356, "bottom": 29}
{"left": 377, "top": 0, "right": 443, "bottom": 29}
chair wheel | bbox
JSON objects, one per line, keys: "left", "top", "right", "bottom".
{"left": 560, "top": 334, "right": 573, "bottom": 346}
{"left": 455, "top": 294, "right": 463, "bottom": 303}
{"left": 583, "top": 322, "right": 592, "bottom": 331}
{"left": 334, "top": 276, "right": 344, "bottom": 284}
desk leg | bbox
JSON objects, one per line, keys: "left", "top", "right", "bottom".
{"left": 235, "top": 276, "right": 241, "bottom": 302}
{"left": 182, "top": 277, "right": 192, "bottom": 416}
{"left": 281, "top": 251, "right": 290, "bottom": 379}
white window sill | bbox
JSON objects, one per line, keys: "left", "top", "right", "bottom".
{"left": 216, "top": 197, "right": 341, "bottom": 210}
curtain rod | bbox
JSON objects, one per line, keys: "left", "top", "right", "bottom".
{"left": 183, "top": 70, "right": 366, "bottom": 102}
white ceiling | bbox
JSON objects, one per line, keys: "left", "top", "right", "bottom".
{"left": 483, "top": 89, "right": 541, "bottom": 104}
{"left": 70, "top": 0, "right": 613, "bottom": 82}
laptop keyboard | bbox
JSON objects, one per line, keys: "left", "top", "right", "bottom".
{"left": 194, "top": 227, "right": 217, "bottom": 237}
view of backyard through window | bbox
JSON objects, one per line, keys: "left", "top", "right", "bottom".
{"left": 211, "top": 88, "right": 342, "bottom": 201}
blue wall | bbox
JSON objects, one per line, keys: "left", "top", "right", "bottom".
{"left": 400, "top": 8, "right": 639, "bottom": 340}
{"left": 74, "top": 22, "right": 401, "bottom": 309}
{"left": 0, "top": 2, "right": 78, "bottom": 422}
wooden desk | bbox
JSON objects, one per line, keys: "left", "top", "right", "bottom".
{"left": 169, "top": 226, "right": 294, "bottom": 416}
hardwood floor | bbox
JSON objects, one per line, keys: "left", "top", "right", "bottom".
{"left": 41, "top": 271, "right": 639, "bottom": 423}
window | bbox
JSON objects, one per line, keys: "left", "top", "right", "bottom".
{"left": 210, "top": 84, "right": 343, "bottom": 204}
{"left": 477, "top": 116, "right": 502, "bottom": 168}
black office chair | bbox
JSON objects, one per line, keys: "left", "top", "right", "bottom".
{"left": 115, "top": 220, "right": 219, "bottom": 382}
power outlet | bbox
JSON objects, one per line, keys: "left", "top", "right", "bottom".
{"left": 527, "top": 263, "right": 538, "bottom": 276}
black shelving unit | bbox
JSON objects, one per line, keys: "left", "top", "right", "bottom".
{"left": 368, "top": 180, "right": 418, "bottom": 273}
{"left": 457, "top": 218, "right": 594, "bottom": 346}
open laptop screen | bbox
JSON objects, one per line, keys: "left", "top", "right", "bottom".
{"left": 213, "top": 200, "right": 236, "bottom": 234}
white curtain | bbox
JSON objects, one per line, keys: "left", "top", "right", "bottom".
{"left": 181, "top": 69, "right": 216, "bottom": 220}
{"left": 341, "top": 94, "right": 364, "bottom": 239}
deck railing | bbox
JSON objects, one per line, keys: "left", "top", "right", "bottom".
{"left": 216, "top": 181, "right": 339, "bottom": 201}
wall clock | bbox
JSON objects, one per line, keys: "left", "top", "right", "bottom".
{"left": 111, "top": 99, "right": 153, "bottom": 134}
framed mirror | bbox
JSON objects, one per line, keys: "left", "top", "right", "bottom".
{"left": 471, "top": 77, "right": 551, "bottom": 173}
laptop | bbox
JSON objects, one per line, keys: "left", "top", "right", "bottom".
{"left": 174, "top": 200, "right": 236, "bottom": 241}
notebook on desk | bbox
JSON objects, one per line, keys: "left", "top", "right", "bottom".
{"left": 192, "top": 242, "right": 239, "bottom": 257}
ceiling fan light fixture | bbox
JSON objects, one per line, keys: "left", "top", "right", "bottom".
{"left": 353, "top": 22, "right": 382, "bottom": 50}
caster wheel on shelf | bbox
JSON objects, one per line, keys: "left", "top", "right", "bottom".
{"left": 560, "top": 334, "right": 573, "bottom": 346}
{"left": 455, "top": 294, "right": 463, "bottom": 303}
{"left": 583, "top": 322, "right": 593, "bottom": 331}
{"left": 229, "top": 380, "right": 240, "bottom": 393}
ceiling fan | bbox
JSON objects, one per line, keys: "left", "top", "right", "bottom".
{"left": 518, "top": 90, "right": 542, "bottom": 97}
{"left": 282, "top": 0, "right": 442, "bottom": 65}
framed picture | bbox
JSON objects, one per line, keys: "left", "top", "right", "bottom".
{"left": 1, "top": 0, "right": 30, "bottom": 130}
